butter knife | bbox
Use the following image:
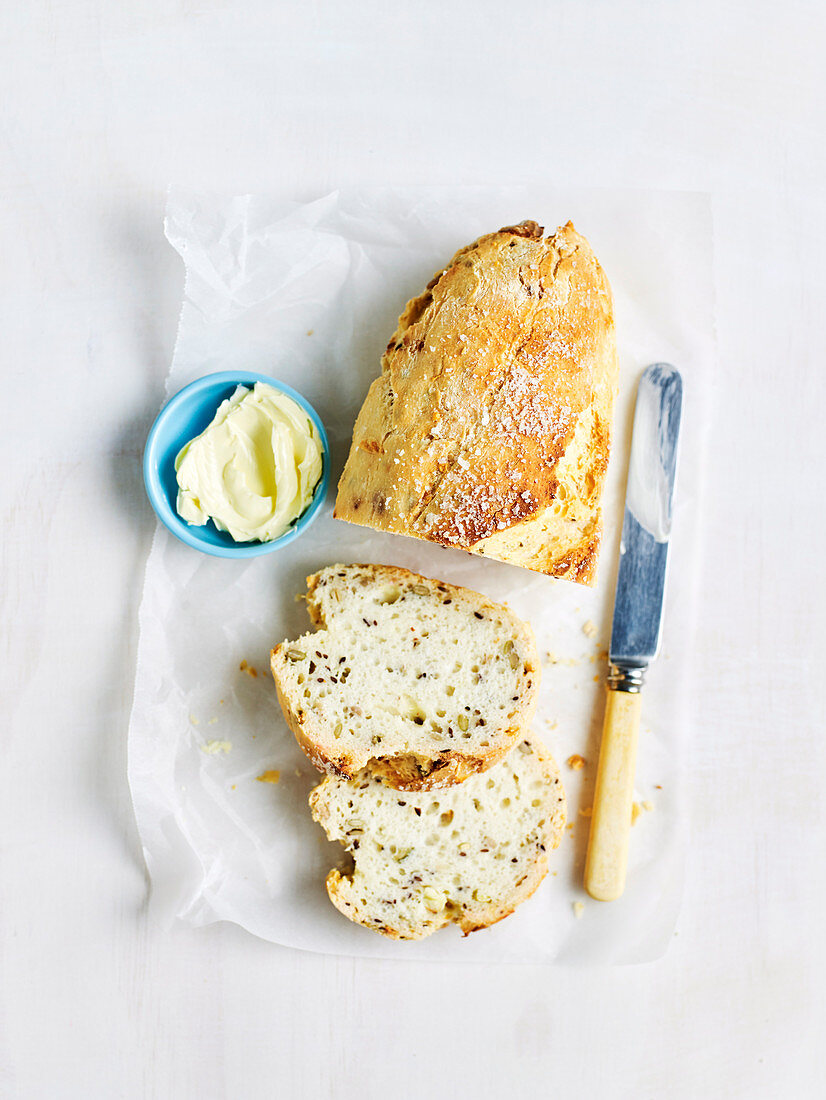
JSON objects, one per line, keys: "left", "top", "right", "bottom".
{"left": 584, "top": 363, "right": 683, "bottom": 901}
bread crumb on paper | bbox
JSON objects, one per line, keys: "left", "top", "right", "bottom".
{"left": 632, "top": 800, "right": 654, "bottom": 825}
{"left": 566, "top": 754, "right": 586, "bottom": 770}
{"left": 582, "top": 620, "right": 597, "bottom": 638}
{"left": 201, "top": 740, "right": 232, "bottom": 755}
{"left": 239, "top": 659, "right": 258, "bottom": 678}
{"left": 256, "top": 770, "right": 281, "bottom": 784}
{"left": 544, "top": 651, "right": 579, "bottom": 667}
{"left": 189, "top": 714, "right": 200, "bottom": 726}
{"left": 578, "top": 806, "right": 592, "bottom": 818}
{"left": 573, "top": 901, "right": 585, "bottom": 918}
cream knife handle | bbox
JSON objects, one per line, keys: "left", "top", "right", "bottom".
{"left": 584, "top": 686, "right": 642, "bottom": 901}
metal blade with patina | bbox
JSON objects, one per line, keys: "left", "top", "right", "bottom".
{"left": 609, "top": 363, "right": 683, "bottom": 681}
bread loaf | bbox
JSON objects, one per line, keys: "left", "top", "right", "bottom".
{"left": 335, "top": 220, "right": 618, "bottom": 585}
{"left": 310, "top": 735, "right": 566, "bottom": 939}
{"left": 271, "top": 564, "right": 539, "bottom": 790}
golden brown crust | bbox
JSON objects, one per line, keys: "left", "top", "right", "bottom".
{"left": 366, "top": 743, "right": 513, "bottom": 793}
{"left": 334, "top": 221, "right": 618, "bottom": 586}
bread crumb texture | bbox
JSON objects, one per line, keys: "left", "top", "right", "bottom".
{"left": 310, "top": 735, "right": 566, "bottom": 939}
{"left": 271, "top": 564, "right": 539, "bottom": 790}
{"left": 256, "top": 770, "right": 281, "bottom": 784}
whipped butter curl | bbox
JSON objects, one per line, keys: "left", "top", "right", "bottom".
{"left": 175, "top": 382, "right": 323, "bottom": 542}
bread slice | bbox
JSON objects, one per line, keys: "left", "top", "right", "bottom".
{"left": 271, "top": 564, "right": 540, "bottom": 790}
{"left": 334, "top": 220, "right": 619, "bottom": 585}
{"left": 310, "top": 735, "right": 565, "bottom": 939}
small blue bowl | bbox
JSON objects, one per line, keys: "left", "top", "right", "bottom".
{"left": 143, "top": 371, "right": 330, "bottom": 558}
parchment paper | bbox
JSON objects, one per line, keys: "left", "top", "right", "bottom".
{"left": 128, "top": 187, "right": 714, "bottom": 963}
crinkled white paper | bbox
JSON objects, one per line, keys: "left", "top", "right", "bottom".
{"left": 128, "top": 187, "right": 714, "bottom": 963}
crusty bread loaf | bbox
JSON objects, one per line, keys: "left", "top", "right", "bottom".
{"left": 310, "top": 735, "right": 566, "bottom": 939}
{"left": 271, "top": 564, "right": 539, "bottom": 790}
{"left": 334, "top": 220, "right": 618, "bottom": 585}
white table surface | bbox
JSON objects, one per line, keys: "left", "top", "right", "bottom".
{"left": 2, "top": 2, "right": 824, "bottom": 1097}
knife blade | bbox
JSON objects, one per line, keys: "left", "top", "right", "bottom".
{"left": 584, "top": 363, "right": 683, "bottom": 901}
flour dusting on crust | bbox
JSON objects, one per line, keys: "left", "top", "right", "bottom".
{"left": 335, "top": 221, "right": 619, "bottom": 586}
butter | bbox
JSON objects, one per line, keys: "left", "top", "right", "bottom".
{"left": 175, "top": 382, "right": 323, "bottom": 542}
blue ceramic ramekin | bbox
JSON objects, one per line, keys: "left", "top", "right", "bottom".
{"left": 143, "top": 371, "right": 329, "bottom": 558}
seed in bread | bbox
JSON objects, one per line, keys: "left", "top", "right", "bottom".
{"left": 334, "top": 220, "right": 618, "bottom": 586}
{"left": 270, "top": 564, "right": 539, "bottom": 790}
{"left": 309, "top": 735, "right": 566, "bottom": 939}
